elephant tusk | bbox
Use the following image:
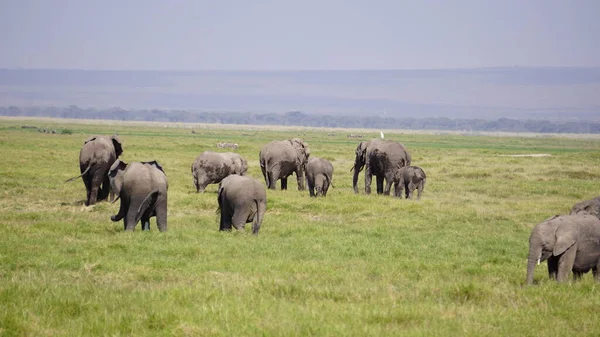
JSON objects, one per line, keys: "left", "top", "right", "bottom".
{"left": 537, "top": 259, "right": 540, "bottom": 265}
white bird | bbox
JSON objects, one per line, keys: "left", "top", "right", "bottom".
{"left": 380, "top": 130, "right": 385, "bottom": 139}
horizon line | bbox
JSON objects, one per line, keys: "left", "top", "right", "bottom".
{"left": 2, "top": 65, "right": 600, "bottom": 72}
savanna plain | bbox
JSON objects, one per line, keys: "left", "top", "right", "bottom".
{"left": 2, "top": 118, "right": 600, "bottom": 336}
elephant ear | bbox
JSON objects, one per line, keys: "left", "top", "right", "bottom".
{"left": 553, "top": 224, "right": 578, "bottom": 256}
{"left": 84, "top": 136, "right": 97, "bottom": 144}
{"left": 109, "top": 159, "right": 128, "bottom": 177}
{"left": 290, "top": 138, "right": 310, "bottom": 164}
{"left": 143, "top": 160, "right": 165, "bottom": 174}
{"left": 111, "top": 134, "right": 123, "bottom": 158}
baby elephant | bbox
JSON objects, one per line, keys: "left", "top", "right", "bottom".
{"left": 305, "top": 156, "right": 334, "bottom": 197}
{"left": 217, "top": 175, "right": 267, "bottom": 235}
{"left": 109, "top": 160, "right": 168, "bottom": 232}
{"left": 393, "top": 166, "right": 426, "bottom": 199}
{"left": 191, "top": 151, "right": 248, "bottom": 193}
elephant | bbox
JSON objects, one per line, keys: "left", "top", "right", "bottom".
{"left": 352, "top": 139, "right": 411, "bottom": 195}
{"left": 217, "top": 175, "right": 267, "bottom": 235}
{"left": 108, "top": 159, "right": 168, "bottom": 232}
{"left": 191, "top": 151, "right": 248, "bottom": 193}
{"left": 259, "top": 138, "right": 310, "bottom": 190}
{"left": 393, "top": 166, "right": 426, "bottom": 200}
{"left": 305, "top": 156, "right": 334, "bottom": 197}
{"left": 526, "top": 214, "right": 600, "bottom": 285}
{"left": 66, "top": 134, "right": 123, "bottom": 206}
{"left": 570, "top": 196, "right": 600, "bottom": 219}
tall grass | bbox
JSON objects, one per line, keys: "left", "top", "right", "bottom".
{"left": 1, "top": 119, "right": 600, "bottom": 336}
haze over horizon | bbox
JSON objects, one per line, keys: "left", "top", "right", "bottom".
{"left": 1, "top": 1, "right": 599, "bottom": 121}
{"left": 1, "top": 0, "right": 599, "bottom": 71}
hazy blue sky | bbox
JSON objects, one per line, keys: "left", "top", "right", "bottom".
{"left": 1, "top": 0, "right": 599, "bottom": 70}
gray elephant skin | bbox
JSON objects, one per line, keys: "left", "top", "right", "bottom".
{"left": 259, "top": 138, "right": 310, "bottom": 190}
{"left": 217, "top": 175, "right": 267, "bottom": 235}
{"left": 191, "top": 151, "right": 248, "bottom": 193}
{"left": 393, "top": 166, "right": 426, "bottom": 200}
{"left": 66, "top": 134, "right": 123, "bottom": 206}
{"left": 570, "top": 196, "right": 600, "bottom": 219}
{"left": 526, "top": 214, "right": 600, "bottom": 285}
{"left": 109, "top": 160, "right": 168, "bottom": 232}
{"left": 352, "top": 139, "right": 411, "bottom": 195}
{"left": 305, "top": 156, "right": 334, "bottom": 197}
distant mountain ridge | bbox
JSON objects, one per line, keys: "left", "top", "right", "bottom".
{"left": 0, "top": 67, "right": 599, "bottom": 120}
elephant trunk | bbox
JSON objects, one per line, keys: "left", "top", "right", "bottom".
{"left": 526, "top": 241, "right": 542, "bottom": 285}
{"left": 352, "top": 164, "right": 362, "bottom": 194}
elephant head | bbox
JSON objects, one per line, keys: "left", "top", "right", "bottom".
{"left": 108, "top": 159, "right": 128, "bottom": 202}
{"left": 352, "top": 141, "right": 369, "bottom": 193}
{"left": 111, "top": 134, "right": 123, "bottom": 158}
{"left": 289, "top": 138, "right": 310, "bottom": 167}
{"left": 570, "top": 197, "right": 600, "bottom": 219}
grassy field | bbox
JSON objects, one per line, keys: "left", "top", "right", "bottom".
{"left": 1, "top": 118, "right": 600, "bottom": 336}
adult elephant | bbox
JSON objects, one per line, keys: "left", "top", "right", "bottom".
{"left": 108, "top": 160, "right": 168, "bottom": 232}
{"left": 217, "top": 175, "right": 267, "bottom": 235}
{"left": 570, "top": 196, "right": 600, "bottom": 219}
{"left": 259, "top": 138, "right": 310, "bottom": 190}
{"left": 352, "top": 139, "right": 411, "bottom": 195}
{"left": 305, "top": 156, "right": 334, "bottom": 197}
{"left": 526, "top": 214, "right": 600, "bottom": 285}
{"left": 66, "top": 134, "right": 123, "bottom": 206}
{"left": 191, "top": 151, "right": 248, "bottom": 193}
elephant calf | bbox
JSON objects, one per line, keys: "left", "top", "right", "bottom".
{"left": 191, "top": 151, "right": 248, "bottom": 193}
{"left": 570, "top": 196, "right": 600, "bottom": 219}
{"left": 217, "top": 175, "right": 267, "bottom": 235}
{"left": 527, "top": 214, "right": 600, "bottom": 285}
{"left": 392, "top": 166, "right": 426, "bottom": 200}
{"left": 109, "top": 159, "right": 168, "bottom": 232}
{"left": 305, "top": 156, "right": 334, "bottom": 197}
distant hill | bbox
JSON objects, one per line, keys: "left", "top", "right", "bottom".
{"left": 0, "top": 67, "right": 599, "bottom": 120}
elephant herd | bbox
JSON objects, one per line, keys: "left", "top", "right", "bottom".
{"left": 66, "top": 133, "right": 600, "bottom": 285}
{"left": 67, "top": 135, "right": 424, "bottom": 235}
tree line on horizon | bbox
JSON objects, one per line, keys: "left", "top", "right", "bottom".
{"left": 2, "top": 106, "right": 599, "bottom": 134}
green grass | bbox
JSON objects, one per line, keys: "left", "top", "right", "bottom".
{"left": 2, "top": 118, "right": 600, "bottom": 336}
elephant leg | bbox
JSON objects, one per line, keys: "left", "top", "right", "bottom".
{"left": 573, "top": 271, "right": 584, "bottom": 281}
{"left": 281, "top": 177, "right": 288, "bottom": 190}
{"left": 155, "top": 199, "right": 167, "bottom": 232}
{"left": 124, "top": 199, "right": 143, "bottom": 231}
{"left": 98, "top": 173, "right": 111, "bottom": 201}
{"left": 376, "top": 176, "right": 384, "bottom": 195}
{"left": 296, "top": 171, "right": 305, "bottom": 191}
{"left": 219, "top": 202, "right": 233, "bottom": 232}
{"left": 231, "top": 207, "right": 248, "bottom": 232}
{"left": 322, "top": 180, "right": 329, "bottom": 197}
{"left": 364, "top": 165, "right": 372, "bottom": 194}
{"left": 407, "top": 185, "right": 414, "bottom": 199}
{"left": 547, "top": 256, "right": 558, "bottom": 280}
{"left": 88, "top": 169, "right": 106, "bottom": 206}
{"left": 416, "top": 182, "right": 424, "bottom": 200}
{"left": 557, "top": 246, "right": 577, "bottom": 282}
{"left": 83, "top": 175, "right": 92, "bottom": 205}
{"left": 593, "top": 267, "right": 599, "bottom": 282}
{"left": 394, "top": 181, "right": 403, "bottom": 198}
{"left": 383, "top": 179, "right": 393, "bottom": 196}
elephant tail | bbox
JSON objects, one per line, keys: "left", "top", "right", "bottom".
{"left": 252, "top": 198, "right": 263, "bottom": 235}
{"left": 135, "top": 189, "right": 159, "bottom": 224}
{"left": 65, "top": 165, "right": 91, "bottom": 183}
{"left": 325, "top": 174, "right": 335, "bottom": 188}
